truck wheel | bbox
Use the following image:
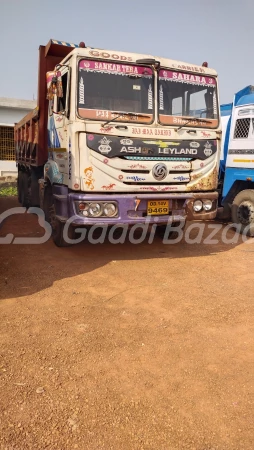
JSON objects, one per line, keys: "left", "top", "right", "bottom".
{"left": 30, "top": 169, "right": 40, "bottom": 207}
{"left": 43, "top": 184, "right": 76, "bottom": 247}
{"left": 17, "top": 172, "right": 22, "bottom": 203}
{"left": 52, "top": 219, "right": 77, "bottom": 247}
{"left": 156, "top": 221, "right": 184, "bottom": 240}
{"left": 231, "top": 189, "right": 254, "bottom": 236}
{"left": 19, "top": 172, "right": 30, "bottom": 208}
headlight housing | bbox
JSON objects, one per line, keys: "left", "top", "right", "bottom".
{"left": 76, "top": 201, "right": 118, "bottom": 218}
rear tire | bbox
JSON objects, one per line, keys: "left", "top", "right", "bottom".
{"left": 30, "top": 169, "right": 40, "bottom": 207}
{"left": 231, "top": 189, "right": 254, "bottom": 236}
{"left": 19, "top": 171, "right": 30, "bottom": 208}
{"left": 17, "top": 171, "right": 22, "bottom": 203}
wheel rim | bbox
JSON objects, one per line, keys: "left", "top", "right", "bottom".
{"left": 237, "top": 201, "right": 254, "bottom": 225}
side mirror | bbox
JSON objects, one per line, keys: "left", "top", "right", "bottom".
{"left": 46, "top": 71, "right": 63, "bottom": 100}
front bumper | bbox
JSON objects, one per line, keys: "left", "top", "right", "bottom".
{"left": 52, "top": 187, "right": 218, "bottom": 225}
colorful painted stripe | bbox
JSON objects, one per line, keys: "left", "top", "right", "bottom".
{"left": 125, "top": 156, "right": 192, "bottom": 161}
{"left": 51, "top": 40, "right": 79, "bottom": 48}
{"left": 233, "top": 159, "right": 254, "bottom": 163}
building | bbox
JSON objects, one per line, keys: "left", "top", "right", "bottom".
{"left": 0, "top": 98, "right": 36, "bottom": 179}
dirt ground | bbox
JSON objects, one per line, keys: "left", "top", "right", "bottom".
{"left": 0, "top": 197, "right": 253, "bottom": 450}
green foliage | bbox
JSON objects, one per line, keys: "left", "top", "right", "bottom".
{"left": 0, "top": 185, "right": 18, "bottom": 197}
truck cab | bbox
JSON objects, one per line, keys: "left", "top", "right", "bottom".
{"left": 15, "top": 39, "right": 221, "bottom": 246}
{"left": 218, "top": 86, "right": 254, "bottom": 236}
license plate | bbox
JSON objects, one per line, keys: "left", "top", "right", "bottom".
{"left": 147, "top": 200, "right": 169, "bottom": 215}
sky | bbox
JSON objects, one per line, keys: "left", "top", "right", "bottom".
{"left": 0, "top": 0, "right": 254, "bottom": 104}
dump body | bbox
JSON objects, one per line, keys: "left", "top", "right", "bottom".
{"left": 15, "top": 41, "right": 78, "bottom": 167}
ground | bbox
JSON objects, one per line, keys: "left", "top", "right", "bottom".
{"left": 0, "top": 198, "right": 253, "bottom": 450}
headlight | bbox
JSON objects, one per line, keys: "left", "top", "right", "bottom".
{"left": 193, "top": 200, "right": 203, "bottom": 212}
{"left": 88, "top": 203, "right": 102, "bottom": 217}
{"left": 103, "top": 203, "right": 117, "bottom": 217}
{"left": 203, "top": 199, "right": 213, "bottom": 211}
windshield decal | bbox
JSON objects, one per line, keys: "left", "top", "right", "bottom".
{"left": 79, "top": 60, "right": 153, "bottom": 77}
{"left": 79, "top": 77, "right": 85, "bottom": 105}
{"left": 159, "top": 85, "right": 164, "bottom": 111}
{"left": 159, "top": 70, "right": 216, "bottom": 87}
{"left": 159, "top": 116, "right": 218, "bottom": 128}
{"left": 148, "top": 85, "right": 153, "bottom": 109}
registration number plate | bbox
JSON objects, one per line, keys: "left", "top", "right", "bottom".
{"left": 147, "top": 200, "right": 169, "bottom": 215}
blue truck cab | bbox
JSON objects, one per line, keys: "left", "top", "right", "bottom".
{"left": 218, "top": 85, "right": 254, "bottom": 235}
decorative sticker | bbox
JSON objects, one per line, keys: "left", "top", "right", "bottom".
{"left": 148, "top": 84, "right": 153, "bottom": 110}
{"left": 84, "top": 166, "right": 95, "bottom": 190}
{"left": 126, "top": 176, "right": 146, "bottom": 182}
{"left": 98, "top": 136, "right": 112, "bottom": 154}
{"left": 159, "top": 85, "right": 164, "bottom": 111}
{"left": 101, "top": 183, "right": 116, "bottom": 190}
{"left": 68, "top": 138, "right": 72, "bottom": 180}
{"left": 79, "top": 77, "right": 85, "bottom": 105}
{"left": 128, "top": 163, "right": 147, "bottom": 169}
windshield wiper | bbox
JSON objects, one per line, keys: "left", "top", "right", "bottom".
{"left": 177, "top": 117, "right": 212, "bottom": 131}
{"left": 200, "top": 108, "right": 215, "bottom": 117}
{"left": 102, "top": 111, "right": 151, "bottom": 128}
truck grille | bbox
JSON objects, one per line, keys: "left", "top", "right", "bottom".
{"left": 234, "top": 118, "right": 250, "bottom": 139}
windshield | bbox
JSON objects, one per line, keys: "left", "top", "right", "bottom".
{"left": 158, "top": 69, "right": 218, "bottom": 128}
{"left": 78, "top": 60, "right": 154, "bottom": 124}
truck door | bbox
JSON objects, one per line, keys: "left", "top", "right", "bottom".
{"left": 52, "top": 68, "right": 71, "bottom": 177}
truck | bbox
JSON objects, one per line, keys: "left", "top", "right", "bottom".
{"left": 218, "top": 85, "right": 254, "bottom": 236}
{"left": 15, "top": 39, "right": 221, "bottom": 246}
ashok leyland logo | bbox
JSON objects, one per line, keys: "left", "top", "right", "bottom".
{"left": 120, "top": 138, "right": 133, "bottom": 145}
{"left": 152, "top": 163, "right": 167, "bottom": 181}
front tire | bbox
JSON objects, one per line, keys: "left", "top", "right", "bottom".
{"left": 52, "top": 218, "right": 77, "bottom": 247}
{"left": 231, "top": 189, "right": 254, "bottom": 236}
{"left": 156, "top": 221, "right": 185, "bottom": 240}
{"left": 43, "top": 183, "right": 77, "bottom": 247}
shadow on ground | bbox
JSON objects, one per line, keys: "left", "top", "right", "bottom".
{"left": 0, "top": 197, "right": 250, "bottom": 299}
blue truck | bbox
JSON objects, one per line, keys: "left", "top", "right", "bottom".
{"left": 218, "top": 85, "right": 254, "bottom": 236}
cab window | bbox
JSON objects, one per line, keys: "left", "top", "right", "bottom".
{"left": 57, "top": 72, "right": 68, "bottom": 112}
